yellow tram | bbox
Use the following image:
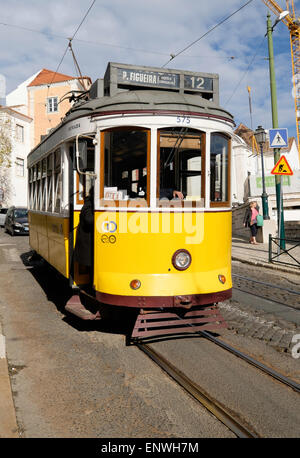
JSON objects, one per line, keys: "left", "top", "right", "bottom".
{"left": 27, "top": 63, "right": 234, "bottom": 338}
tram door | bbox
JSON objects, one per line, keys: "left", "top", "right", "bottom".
{"left": 69, "top": 138, "right": 96, "bottom": 288}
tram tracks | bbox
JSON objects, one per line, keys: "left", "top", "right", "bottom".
{"left": 136, "top": 316, "right": 300, "bottom": 438}
{"left": 137, "top": 342, "right": 258, "bottom": 438}
{"left": 232, "top": 273, "right": 300, "bottom": 310}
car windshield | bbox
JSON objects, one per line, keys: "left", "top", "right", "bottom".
{"left": 14, "top": 209, "right": 28, "bottom": 218}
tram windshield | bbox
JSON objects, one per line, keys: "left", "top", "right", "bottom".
{"left": 210, "top": 133, "right": 229, "bottom": 204}
{"left": 103, "top": 128, "right": 148, "bottom": 203}
{"left": 158, "top": 128, "right": 204, "bottom": 206}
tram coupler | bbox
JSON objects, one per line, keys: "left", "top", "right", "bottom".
{"left": 174, "top": 295, "right": 193, "bottom": 308}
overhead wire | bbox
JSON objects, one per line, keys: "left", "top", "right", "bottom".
{"left": 224, "top": 35, "right": 266, "bottom": 106}
{"left": 161, "top": 0, "right": 255, "bottom": 67}
{"left": 45, "top": 0, "right": 96, "bottom": 126}
{"left": 48, "top": 0, "right": 97, "bottom": 89}
{"left": 0, "top": 20, "right": 238, "bottom": 60}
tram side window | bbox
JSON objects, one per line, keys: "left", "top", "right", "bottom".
{"left": 28, "top": 167, "right": 33, "bottom": 209}
{"left": 76, "top": 139, "right": 96, "bottom": 201}
{"left": 32, "top": 165, "right": 37, "bottom": 210}
{"left": 41, "top": 158, "right": 47, "bottom": 211}
{"left": 210, "top": 133, "right": 230, "bottom": 205}
{"left": 103, "top": 128, "right": 148, "bottom": 202}
{"left": 54, "top": 149, "right": 62, "bottom": 213}
{"left": 158, "top": 128, "right": 204, "bottom": 206}
{"left": 47, "top": 154, "right": 53, "bottom": 212}
{"left": 36, "top": 162, "right": 42, "bottom": 210}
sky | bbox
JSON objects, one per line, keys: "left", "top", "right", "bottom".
{"left": 0, "top": 0, "right": 299, "bottom": 139}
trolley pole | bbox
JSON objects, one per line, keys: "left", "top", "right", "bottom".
{"left": 266, "top": 13, "right": 285, "bottom": 249}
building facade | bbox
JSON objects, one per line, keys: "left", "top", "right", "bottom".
{"left": 0, "top": 106, "right": 32, "bottom": 207}
{"left": 1, "top": 69, "right": 91, "bottom": 207}
{"left": 7, "top": 68, "right": 91, "bottom": 148}
{"left": 232, "top": 123, "right": 300, "bottom": 240}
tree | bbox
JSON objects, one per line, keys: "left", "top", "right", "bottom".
{"left": 0, "top": 114, "right": 12, "bottom": 167}
{"left": 0, "top": 112, "right": 12, "bottom": 205}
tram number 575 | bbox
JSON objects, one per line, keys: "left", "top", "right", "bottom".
{"left": 176, "top": 115, "right": 190, "bottom": 125}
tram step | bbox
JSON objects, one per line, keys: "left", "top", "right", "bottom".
{"left": 65, "top": 295, "right": 101, "bottom": 320}
{"left": 131, "top": 305, "right": 227, "bottom": 339}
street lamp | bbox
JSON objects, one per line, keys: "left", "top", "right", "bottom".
{"left": 266, "top": 12, "right": 286, "bottom": 248}
{"left": 272, "top": 10, "right": 289, "bottom": 30}
{"left": 254, "top": 126, "right": 270, "bottom": 219}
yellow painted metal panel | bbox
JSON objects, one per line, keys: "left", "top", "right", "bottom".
{"left": 94, "top": 211, "right": 232, "bottom": 297}
{"left": 29, "top": 212, "right": 69, "bottom": 278}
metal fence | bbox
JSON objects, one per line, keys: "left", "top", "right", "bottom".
{"left": 268, "top": 234, "right": 300, "bottom": 268}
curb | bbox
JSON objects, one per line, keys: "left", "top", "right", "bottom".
{"left": 232, "top": 255, "right": 300, "bottom": 275}
{"left": 0, "top": 323, "right": 18, "bottom": 438}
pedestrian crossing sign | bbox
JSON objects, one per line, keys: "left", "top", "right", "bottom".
{"left": 271, "top": 155, "right": 293, "bottom": 175}
{"left": 269, "top": 128, "right": 288, "bottom": 148}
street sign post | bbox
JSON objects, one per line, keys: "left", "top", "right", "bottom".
{"left": 269, "top": 128, "right": 288, "bottom": 148}
{"left": 271, "top": 153, "right": 293, "bottom": 254}
{"left": 271, "top": 155, "right": 293, "bottom": 176}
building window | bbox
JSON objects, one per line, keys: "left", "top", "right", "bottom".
{"left": 47, "top": 97, "right": 58, "bottom": 113}
{"left": 16, "top": 124, "right": 24, "bottom": 142}
{"left": 16, "top": 157, "right": 24, "bottom": 177}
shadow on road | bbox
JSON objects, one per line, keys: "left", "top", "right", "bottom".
{"left": 19, "top": 250, "right": 137, "bottom": 338}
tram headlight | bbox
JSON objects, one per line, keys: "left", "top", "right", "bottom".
{"left": 172, "top": 249, "right": 192, "bottom": 271}
{"left": 130, "top": 279, "right": 141, "bottom": 290}
{"left": 218, "top": 274, "right": 226, "bottom": 284}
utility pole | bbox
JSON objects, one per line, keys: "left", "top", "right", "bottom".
{"left": 266, "top": 13, "right": 285, "bottom": 249}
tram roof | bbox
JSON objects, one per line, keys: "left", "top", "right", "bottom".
{"left": 63, "top": 89, "right": 234, "bottom": 123}
{"left": 28, "top": 63, "right": 235, "bottom": 162}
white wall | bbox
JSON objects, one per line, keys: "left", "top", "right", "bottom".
{"left": 0, "top": 109, "right": 32, "bottom": 207}
{"left": 6, "top": 71, "right": 40, "bottom": 112}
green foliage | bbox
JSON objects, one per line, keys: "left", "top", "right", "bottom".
{"left": 0, "top": 117, "right": 12, "bottom": 168}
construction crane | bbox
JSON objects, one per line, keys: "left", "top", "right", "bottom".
{"left": 262, "top": 0, "right": 300, "bottom": 153}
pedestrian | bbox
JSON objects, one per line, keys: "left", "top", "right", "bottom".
{"left": 243, "top": 201, "right": 259, "bottom": 245}
{"left": 74, "top": 186, "right": 94, "bottom": 282}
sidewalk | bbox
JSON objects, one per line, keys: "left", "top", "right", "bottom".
{"left": 232, "top": 236, "right": 300, "bottom": 274}
{"left": 0, "top": 322, "right": 18, "bottom": 437}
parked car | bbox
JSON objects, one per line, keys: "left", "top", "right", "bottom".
{"left": 0, "top": 208, "right": 8, "bottom": 227}
{"left": 4, "top": 206, "right": 29, "bottom": 235}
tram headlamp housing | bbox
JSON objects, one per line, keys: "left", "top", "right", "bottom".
{"left": 172, "top": 249, "right": 192, "bottom": 271}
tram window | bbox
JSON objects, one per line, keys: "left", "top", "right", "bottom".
{"left": 28, "top": 168, "right": 33, "bottom": 209}
{"left": 41, "top": 159, "right": 47, "bottom": 211}
{"left": 103, "top": 128, "right": 148, "bottom": 202}
{"left": 31, "top": 166, "right": 36, "bottom": 209}
{"left": 158, "top": 128, "right": 204, "bottom": 206}
{"left": 36, "top": 162, "right": 42, "bottom": 210}
{"left": 75, "top": 139, "right": 95, "bottom": 203}
{"left": 210, "top": 133, "right": 230, "bottom": 205}
{"left": 54, "top": 149, "right": 62, "bottom": 213}
{"left": 47, "top": 154, "right": 53, "bottom": 212}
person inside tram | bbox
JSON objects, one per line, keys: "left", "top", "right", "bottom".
{"left": 74, "top": 185, "right": 94, "bottom": 283}
{"left": 134, "top": 174, "right": 184, "bottom": 200}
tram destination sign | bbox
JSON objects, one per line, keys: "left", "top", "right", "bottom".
{"left": 117, "top": 67, "right": 214, "bottom": 93}
{"left": 184, "top": 75, "right": 213, "bottom": 92}
{"left": 118, "top": 68, "right": 180, "bottom": 89}
{"left": 105, "top": 63, "right": 219, "bottom": 102}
